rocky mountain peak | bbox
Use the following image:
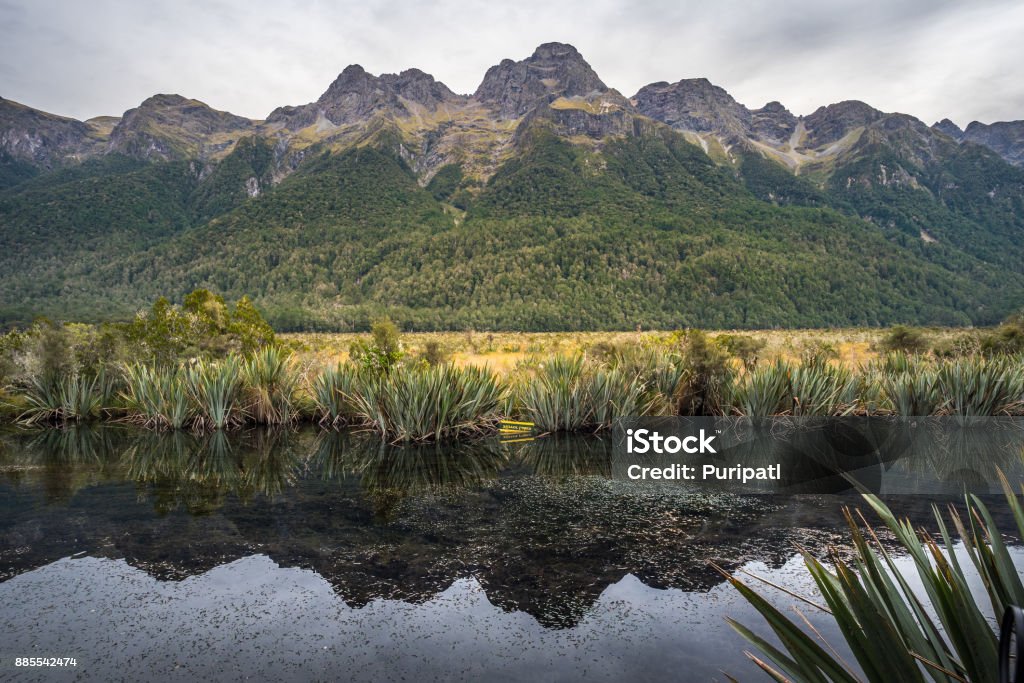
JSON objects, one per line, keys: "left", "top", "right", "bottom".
{"left": 268, "top": 65, "right": 459, "bottom": 131}
{"left": 960, "top": 120, "right": 1024, "bottom": 166}
{"left": 530, "top": 42, "right": 584, "bottom": 61}
{"left": 632, "top": 78, "right": 750, "bottom": 142}
{"left": 378, "top": 68, "right": 459, "bottom": 107}
{"left": 932, "top": 118, "right": 964, "bottom": 140}
{"left": 758, "top": 101, "right": 788, "bottom": 114}
{"left": 750, "top": 101, "right": 797, "bottom": 145}
{"left": 803, "top": 100, "right": 884, "bottom": 148}
{"left": 318, "top": 65, "right": 383, "bottom": 102}
{"left": 108, "top": 94, "right": 253, "bottom": 161}
{"left": 474, "top": 42, "right": 607, "bottom": 119}
{"left": 0, "top": 96, "right": 103, "bottom": 167}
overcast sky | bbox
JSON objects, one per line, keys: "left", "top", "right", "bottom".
{"left": 1, "top": 0, "right": 1021, "bottom": 126}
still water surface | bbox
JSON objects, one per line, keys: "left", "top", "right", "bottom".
{"left": 0, "top": 426, "right": 1018, "bottom": 682}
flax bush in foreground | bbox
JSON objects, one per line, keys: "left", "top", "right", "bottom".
{"left": 19, "top": 374, "right": 102, "bottom": 424}
{"left": 718, "top": 473, "right": 1024, "bottom": 682}
{"left": 351, "top": 363, "right": 504, "bottom": 442}
{"left": 241, "top": 346, "right": 300, "bottom": 425}
{"left": 310, "top": 362, "right": 362, "bottom": 426}
{"left": 516, "top": 354, "right": 654, "bottom": 432}
{"left": 186, "top": 356, "right": 244, "bottom": 430}
{"left": 121, "top": 364, "right": 192, "bottom": 429}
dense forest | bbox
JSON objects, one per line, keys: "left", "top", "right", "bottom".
{"left": 2, "top": 121, "right": 1023, "bottom": 331}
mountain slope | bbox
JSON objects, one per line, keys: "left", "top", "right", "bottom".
{"left": 6, "top": 123, "right": 1015, "bottom": 331}
{"left": 1, "top": 42, "right": 1023, "bottom": 330}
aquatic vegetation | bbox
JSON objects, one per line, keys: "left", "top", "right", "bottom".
{"left": 730, "top": 361, "right": 791, "bottom": 417}
{"left": 587, "top": 366, "right": 653, "bottom": 427}
{"left": 518, "top": 354, "right": 654, "bottom": 431}
{"left": 121, "top": 364, "right": 193, "bottom": 429}
{"left": 936, "top": 355, "right": 1024, "bottom": 417}
{"left": 6, "top": 341, "right": 1024, "bottom": 433}
{"left": 729, "top": 360, "right": 857, "bottom": 417}
{"left": 241, "top": 346, "right": 300, "bottom": 425}
{"left": 514, "top": 432, "right": 612, "bottom": 477}
{"left": 238, "top": 429, "right": 302, "bottom": 499}
{"left": 789, "top": 363, "right": 858, "bottom": 416}
{"left": 517, "top": 354, "right": 592, "bottom": 432}
{"left": 611, "top": 345, "right": 685, "bottom": 415}
{"left": 675, "top": 331, "right": 736, "bottom": 416}
{"left": 19, "top": 373, "right": 105, "bottom": 424}
{"left": 721, "top": 474, "right": 1024, "bottom": 682}
{"left": 352, "top": 363, "right": 504, "bottom": 442}
{"left": 880, "top": 364, "right": 941, "bottom": 416}
{"left": 186, "top": 355, "right": 244, "bottom": 430}
{"left": 310, "top": 362, "right": 363, "bottom": 426}
{"left": 345, "top": 437, "right": 509, "bottom": 497}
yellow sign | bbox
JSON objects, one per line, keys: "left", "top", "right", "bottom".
{"left": 499, "top": 420, "right": 536, "bottom": 442}
{"left": 499, "top": 420, "right": 535, "bottom": 434}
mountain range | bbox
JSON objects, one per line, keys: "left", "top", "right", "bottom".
{"left": 2, "top": 42, "right": 1023, "bottom": 330}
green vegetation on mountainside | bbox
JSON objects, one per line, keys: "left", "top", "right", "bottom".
{"left": 1, "top": 124, "right": 1022, "bottom": 331}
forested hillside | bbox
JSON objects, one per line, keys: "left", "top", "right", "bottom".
{"left": 2, "top": 43, "right": 1023, "bottom": 330}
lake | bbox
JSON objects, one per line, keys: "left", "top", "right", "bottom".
{"left": 0, "top": 426, "right": 1019, "bottom": 682}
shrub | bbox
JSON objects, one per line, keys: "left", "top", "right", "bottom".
{"left": 936, "top": 356, "right": 1024, "bottom": 416}
{"left": 121, "top": 364, "right": 192, "bottom": 429}
{"left": 352, "top": 364, "right": 503, "bottom": 442}
{"left": 517, "top": 354, "right": 590, "bottom": 432}
{"left": 676, "top": 331, "right": 735, "bottom": 416}
{"left": 310, "top": 363, "right": 362, "bottom": 426}
{"left": 20, "top": 373, "right": 105, "bottom": 424}
{"left": 932, "top": 331, "right": 981, "bottom": 358}
{"left": 730, "top": 360, "right": 791, "bottom": 417}
{"left": 880, "top": 365, "right": 941, "bottom": 416}
{"left": 717, "top": 334, "right": 766, "bottom": 370}
{"left": 186, "top": 356, "right": 244, "bottom": 430}
{"left": 127, "top": 290, "right": 275, "bottom": 363}
{"left": 879, "top": 325, "right": 929, "bottom": 354}
{"left": 517, "top": 354, "right": 654, "bottom": 431}
{"left": 979, "top": 323, "right": 1024, "bottom": 356}
{"left": 789, "top": 363, "right": 858, "bottom": 416}
{"left": 350, "top": 317, "right": 403, "bottom": 375}
{"left": 418, "top": 340, "right": 448, "bottom": 367}
{"left": 587, "top": 367, "right": 651, "bottom": 427}
{"left": 241, "top": 346, "right": 300, "bottom": 425}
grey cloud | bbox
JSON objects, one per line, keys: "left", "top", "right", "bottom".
{"left": 0, "top": 0, "right": 1021, "bottom": 127}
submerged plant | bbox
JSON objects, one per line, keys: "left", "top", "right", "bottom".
{"left": 719, "top": 473, "right": 1024, "bottom": 682}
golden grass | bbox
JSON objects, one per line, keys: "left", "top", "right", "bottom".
{"left": 280, "top": 328, "right": 971, "bottom": 374}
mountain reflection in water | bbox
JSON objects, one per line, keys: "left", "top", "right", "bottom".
{"left": 0, "top": 425, "right": 1021, "bottom": 681}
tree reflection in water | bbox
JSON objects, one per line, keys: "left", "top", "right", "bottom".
{"left": 2, "top": 420, "right": 1023, "bottom": 515}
